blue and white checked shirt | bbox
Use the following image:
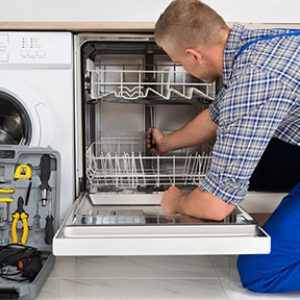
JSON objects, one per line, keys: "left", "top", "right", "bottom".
{"left": 201, "top": 24, "right": 300, "bottom": 205}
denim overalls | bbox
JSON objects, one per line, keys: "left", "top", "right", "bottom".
{"left": 235, "top": 30, "right": 300, "bottom": 293}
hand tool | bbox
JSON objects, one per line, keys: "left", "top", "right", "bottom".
{"left": 0, "top": 187, "right": 15, "bottom": 194}
{"left": 25, "top": 181, "right": 32, "bottom": 206}
{"left": 13, "top": 164, "right": 32, "bottom": 206}
{"left": 11, "top": 197, "right": 29, "bottom": 245}
{"left": 39, "top": 154, "right": 51, "bottom": 207}
{"left": 0, "top": 207, "right": 4, "bottom": 225}
{"left": 14, "top": 164, "right": 32, "bottom": 180}
{"left": 32, "top": 197, "right": 41, "bottom": 232}
{"left": 0, "top": 198, "right": 14, "bottom": 203}
{"left": 44, "top": 190, "right": 54, "bottom": 244}
{"left": 0, "top": 187, "right": 14, "bottom": 204}
{"left": 38, "top": 154, "right": 54, "bottom": 244}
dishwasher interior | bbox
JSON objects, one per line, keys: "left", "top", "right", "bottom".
{"left": 75, "top": 35, "right": 256, "bottom": 227}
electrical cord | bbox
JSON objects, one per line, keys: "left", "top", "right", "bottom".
{"left": 0, "top": 244, "right": 42, "bottom": 282}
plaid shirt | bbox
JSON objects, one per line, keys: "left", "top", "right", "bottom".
{"left": 201, "top": 24, "right": 300, "bottom": 205}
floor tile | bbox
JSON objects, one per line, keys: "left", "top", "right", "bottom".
{"left": 37, "top": 277, "right": 228, "bottom": 300}
{"left": 49, "top": 255, "right": 217, "bottom": 279}
{"left": 209, "top": 255, "right": 238, "bottom": 279}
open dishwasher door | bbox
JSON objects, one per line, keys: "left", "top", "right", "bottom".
{"left": 53, "top": 193, "right": 270, "bottom": 256}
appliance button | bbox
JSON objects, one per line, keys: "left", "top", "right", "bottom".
{"left": 0, "top": 34, "right": 9, "bottom": 45}
{"left": 0, "top": 51, "right": 9, "bottom": 62}
{"left": 36, "top": 50, "right": 46, "bottom": 58}
{"left": 21, "top": 50, "right": 28, "bottom": 58}
{"left": 28, "top": 50, "right": 36, "bottom": 58}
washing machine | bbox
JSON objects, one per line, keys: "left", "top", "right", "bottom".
{"left": 0, "top": 31, "right": 74, "bottom": 218}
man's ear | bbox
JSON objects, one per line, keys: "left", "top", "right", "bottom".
{"left": 185, "top": 48, "right": 202, "bottom": 63}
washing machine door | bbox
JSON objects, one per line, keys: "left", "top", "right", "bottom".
{"left": 0, "top": 74, "right": 47, "bottom": 146}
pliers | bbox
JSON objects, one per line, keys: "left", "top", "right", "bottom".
{"left": 11, "top": 197, "right": 29, "bottom": 245}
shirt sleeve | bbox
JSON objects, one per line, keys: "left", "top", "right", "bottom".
{"left": 201, "top": 68, "right": 294, "bottom": 205}
{"left": 208, "top": 87, "right": 225, "bottom": 125}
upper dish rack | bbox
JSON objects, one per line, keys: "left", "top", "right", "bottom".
{"left": 85, "top": 59, "right": 216, "bottom": 102}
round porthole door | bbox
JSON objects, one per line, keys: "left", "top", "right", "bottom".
{"left": 0, "top": 90, "right": 31, "bottom": 145}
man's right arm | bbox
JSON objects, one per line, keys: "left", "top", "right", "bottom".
{"left": 147, "top": 108, "right": 217, "bottom": 153}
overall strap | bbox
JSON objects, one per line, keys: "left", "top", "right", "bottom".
{"left": 234, "top": 31, "right": 300, "bottom": 61}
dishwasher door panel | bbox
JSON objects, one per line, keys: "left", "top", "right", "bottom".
{"left": 53, "top": 193, "right": 270, "bottom": 256}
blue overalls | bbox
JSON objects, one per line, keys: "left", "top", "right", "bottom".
{"left": 235, "top": 30, "right": 300, "bottom": 293}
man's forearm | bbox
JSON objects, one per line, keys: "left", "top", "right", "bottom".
{"left": 177, "top": 188, "right": 235, "bottom": 221}
{"left": 162, "top": 108, "right": 217, "bottom": 152}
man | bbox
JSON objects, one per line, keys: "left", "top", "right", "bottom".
{"left": 147, "top": 0, "right": 300, "bottom": 293}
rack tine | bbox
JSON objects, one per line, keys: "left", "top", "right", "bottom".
{"left": 139, "top": 152, "right": 146, "bottom": 186}
{"left": 156, "top": 155, "right": 160, "bottom": 188}
{"left": 172, "top": 155, "right": 176, "bottom": 186}
{"left": 99, "top": 152, "right": 107, "bottom": 185}
{"left": 190, "top": 152, "right": 198, "bottom": 185}
{"left": 116, "top": 153, "right": 123, "bottom": 186}
{"left": 123, "top": 153, "right": 130, "bottom": 187}
{"left": 131, "top": 152, "right": 138, "bottom": 188}
{"left": 114, "top": 153, "right": 120, "bottom": 188}
{"left": 184, "top": 154, "right": 192, "bottom": 185}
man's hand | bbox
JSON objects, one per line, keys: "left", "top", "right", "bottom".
{"left": 146, "top": 128, "right": 168, "bottom": 154}
{"left": 160, "top": 186, "right": 185, "bottom": 214}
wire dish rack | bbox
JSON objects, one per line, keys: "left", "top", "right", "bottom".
{"left": 86, "top": 59, "right": 216, "bottom": 101}
{"left": 86, "top": 142, "right": 213, "bottom": 192}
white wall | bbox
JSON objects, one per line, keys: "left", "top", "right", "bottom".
{"left": 0, "top": 0, "right": 299, "bottom": 23}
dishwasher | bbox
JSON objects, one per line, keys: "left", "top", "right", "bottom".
{"left": 53, "top": 33, "right": 271, "bottom": 256}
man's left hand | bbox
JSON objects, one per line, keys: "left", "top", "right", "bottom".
{"left": 160, "top": 186, "right": 185, "bottom": 214}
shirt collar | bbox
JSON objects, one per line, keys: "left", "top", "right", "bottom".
{"left": 223, "top": 24, "right": 248, "bottom": 86}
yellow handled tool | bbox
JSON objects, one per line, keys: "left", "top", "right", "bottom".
{"left": 11, "top": 197, "right": 29, "bottom": 245}
{"left": 0, "top": 198, "right": 14, "bottom": 203}
{"left": 0, "top": 188, "right": 15, "bottom": 194}
{"left": 14, "top": 164, "right": 32, "bottom": 180}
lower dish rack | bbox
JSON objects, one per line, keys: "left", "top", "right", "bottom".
{"left": 86, "top": 142, "right": 213, "bottom": 192}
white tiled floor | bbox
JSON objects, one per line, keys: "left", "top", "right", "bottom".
{"left": 37, "top": 256, "right": 300, "bottom": 300}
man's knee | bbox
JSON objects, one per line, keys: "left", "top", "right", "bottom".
{"left": 237, "top": 255, "right": 274, "bottom": 293}
{"left": 238, "top": 255, "right": 259, "bottom": 292}
{"left": 237, "top": 254, "right": 300, "bottom": 293}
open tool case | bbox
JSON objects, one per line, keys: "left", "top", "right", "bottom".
{"left": 0, "top": 146, "right": 60, "bottom": 300}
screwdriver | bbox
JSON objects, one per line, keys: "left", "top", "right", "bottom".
{"left": 44, "top": 190, "right": 54, "bottom": 244}
{"left": 39, "top": 154, "right": 54, "bottom": 244}
{"left": 39, "top": 154, "right": 51, "bottom": 207}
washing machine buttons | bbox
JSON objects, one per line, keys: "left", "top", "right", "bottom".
{"left": 20, "top": 49, "right": 46, "bottom": 59}
{"left": 21, "top": 50, "right": 28, "bottom": 58}
{"left": 0, "top": 50, "right": 9, "bottom": 62}
{"left": 37, "top": 50, "right": 46, "bottom": 58}
{"left": 0, "top": 34, "right": 9, "bottom": 46}
{"left": 28, "top": 50, "right": 36, "bottom": 58}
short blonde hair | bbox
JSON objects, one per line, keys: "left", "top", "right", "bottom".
{"left": 155, "top": 0, "right": 228, "bottom": 53}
